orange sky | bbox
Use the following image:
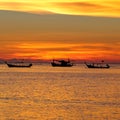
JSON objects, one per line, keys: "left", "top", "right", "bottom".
{"left": 0, "top": 0, "right": 120, "bottom": 62}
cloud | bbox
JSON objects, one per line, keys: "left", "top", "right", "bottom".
{"left": 52, "top": 2, "right": 107, "bottom": 12}
{"left": 0, "top": 2, "right": 53, "bottom": 14}
{"left": 0, "top": 2, "right": 32, "bottom": 9}
{"left": 0, "top": 1, "right": 120, "bottom": 17}
{"left": 56, "top": 2, "right": 103, "bottom": 8}
{"left": 50, "top": 2, "right": 120, "bottom": 17}
{"left": 15, "top": 42, "right": 120, "bottom": 54}
{"left": 0, "top": 41, "right": 119, "bottom": 60}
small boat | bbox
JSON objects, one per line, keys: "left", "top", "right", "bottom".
{"left": 51, "top": 59, "right": 73, "bottom": 67}
{"left": 85, "top": 61, "right": 110, "bottom": 69}
{"left": 5, "top": 62, "right": 32, "bottom": 68}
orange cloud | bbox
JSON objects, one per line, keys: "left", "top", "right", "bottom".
{"left": 0, "top": 1, "right": 120, "bottom": 17}
{"left": 0, "top": 1, "right": 53, "bottom": 14}
{"left": 0, "top": 2, "right": 34, "bottom": 11}
{"left": 1, "top": 42, "right": 118, "bottom": 61}
{"left": 53, "top": 2, "right": 105, "bottom": 12}
{"left": 0, "top": 2, "right": 31, "bottom": 8}
{"left": 51, "top": 2, "right": 120, "bottom": 17}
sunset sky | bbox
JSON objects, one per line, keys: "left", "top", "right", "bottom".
{"left": 0, "top": 0, "right": 120, "bottom": 62}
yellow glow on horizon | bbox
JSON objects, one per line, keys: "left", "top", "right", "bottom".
{"left": 0, "top": 0, "right": 120, "bottom": 17}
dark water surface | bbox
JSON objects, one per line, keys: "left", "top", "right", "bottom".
{"left": 0, "top": 64, "right": 120, "bottom": 120}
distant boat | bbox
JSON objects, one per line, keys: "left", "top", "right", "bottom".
{"left": 5, "top": 62, "right": 32, "bottom": 68}
{"left": 85, "top": 61, "right": 110, "bottom": 69}
{"left": 51, "top": 59, "right": 73, "bottom": 67}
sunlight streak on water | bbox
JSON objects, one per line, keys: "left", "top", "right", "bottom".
{"left": 0, "top": 64, "right": 120, "bottom": 120}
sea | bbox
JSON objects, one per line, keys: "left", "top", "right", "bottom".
{"left": 0, "top": 63, "right": 120, "bottom": 120}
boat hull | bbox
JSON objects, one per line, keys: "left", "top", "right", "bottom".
{"left": 86, "top": 64, "right": 110, "bottom": 69}
{"left": 51, "top": 62, "right": 73, "bottom": 67}
{"left": 7, "top": 63, "right": 32, "bottom": 68}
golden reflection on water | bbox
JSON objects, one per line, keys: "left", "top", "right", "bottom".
{"left": 0, "top": 64, "right": 120, "bottom": 120}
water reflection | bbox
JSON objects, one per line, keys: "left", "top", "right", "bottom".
{"left": 0, "top": 64, "right": 120, "bottom": 120}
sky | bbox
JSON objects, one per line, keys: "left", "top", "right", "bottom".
{"left": 0, "top": 0, "right": 120, "bottom": 17}
{"left": 0, "top": 0, "right": 120, "bottom": 62}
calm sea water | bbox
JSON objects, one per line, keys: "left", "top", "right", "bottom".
{"left": 0, "top": 63, "right": 120, "bottom": 120}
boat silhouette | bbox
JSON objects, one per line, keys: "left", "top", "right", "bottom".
{"left": 51, "top": 59, "right": 73, "bottom": 67}
{"left": 5, "top": 61, "right": 32, "bottom": 68}
{"left": 85, "top": 61, "right": 110, "bottom": 69}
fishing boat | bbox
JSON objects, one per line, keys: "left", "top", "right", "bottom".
{"left": 6, "top": 62, "right": 32, "bottom": 68}
{"left": 51, "top": 59, "right": 73, "bottom": 67}
{"left": 85, "top": 61, "right": 110, "bottom": 69}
